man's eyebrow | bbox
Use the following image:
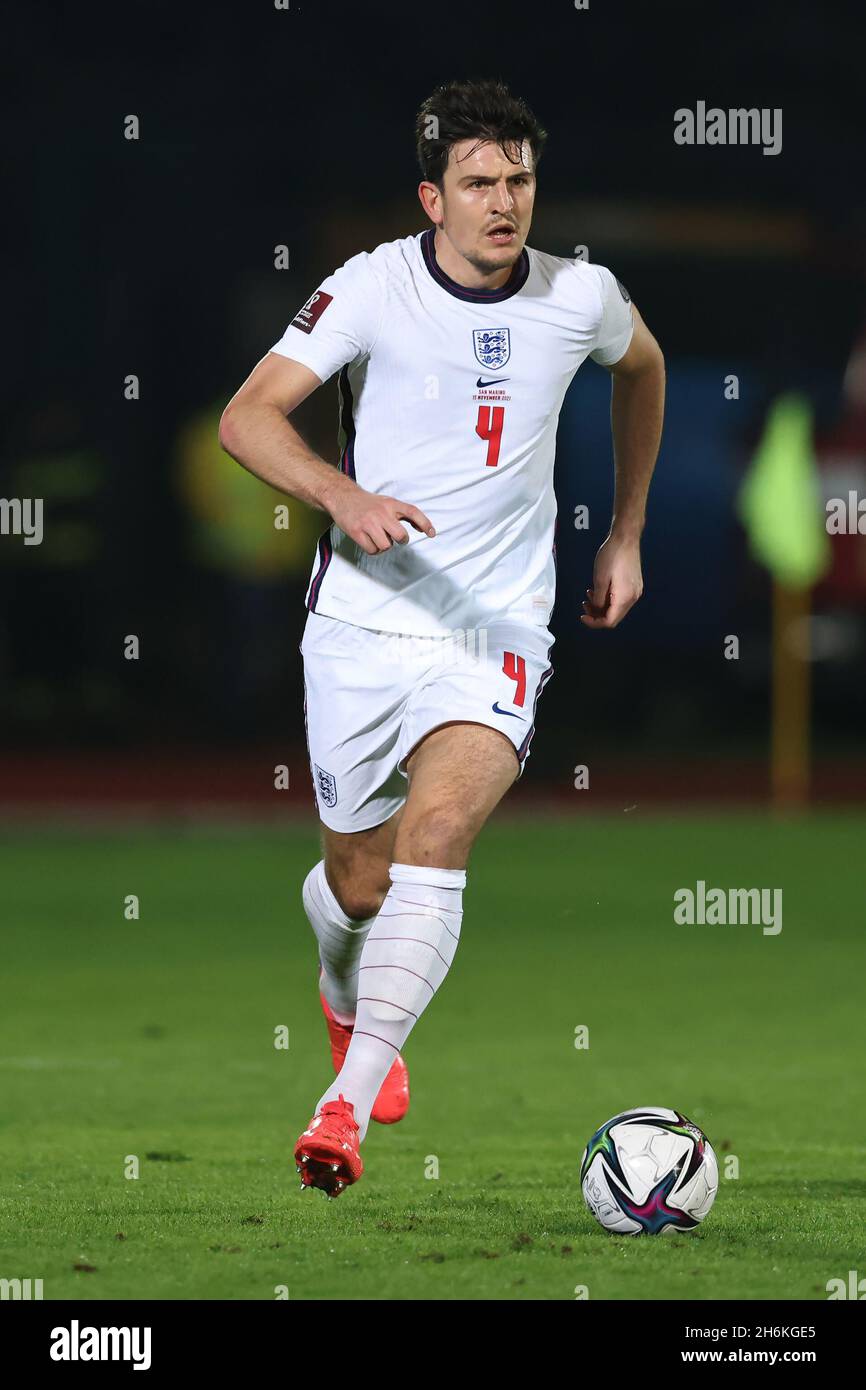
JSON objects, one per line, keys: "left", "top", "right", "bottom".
{"left": 459, "top": 171, "right": 532, "bottom": 183}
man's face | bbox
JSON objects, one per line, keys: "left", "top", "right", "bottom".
{"left": 435, "top": 137, "right": 536, "bottom": 275}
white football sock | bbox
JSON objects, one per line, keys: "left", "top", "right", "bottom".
{"left": 302, "top": 860, "right": 377, "bottom": 1023}
{"left": 316, "top": 862, "right": 466, "bottom": 1139}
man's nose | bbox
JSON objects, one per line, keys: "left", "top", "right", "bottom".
{"left": 492, "top": 180, "right": 515, "bottom": 211}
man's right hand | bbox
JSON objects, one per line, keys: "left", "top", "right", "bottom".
{"left": 219, "top": 353, "right": 436, "bottom": 554}
{"left": 323, "top": 477, "right": 436, "bottom": 555}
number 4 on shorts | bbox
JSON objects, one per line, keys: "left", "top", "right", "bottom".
{"left": 502, "top": 650, "right": 526, "bottom": 706}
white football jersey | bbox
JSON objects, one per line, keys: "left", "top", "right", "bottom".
{"left": 271, "top": 230, "right": 633, "bottom": 637}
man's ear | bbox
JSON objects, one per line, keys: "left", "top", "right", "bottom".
{"left": 419, "top": 180, "right": 444, "bottom": 223}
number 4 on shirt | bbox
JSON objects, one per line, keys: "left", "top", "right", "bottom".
{"left": 476, "top": 405, "right": 505, "bottom": 467}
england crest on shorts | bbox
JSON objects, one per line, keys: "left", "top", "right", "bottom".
{"left": 473, "top": 328, "right": 511, "bottom": 370}
{"left": 314, "top": 763, "right": 337, "bottom": 807}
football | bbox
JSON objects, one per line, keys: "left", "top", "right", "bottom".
{"left": 580, "top": 1106, "right": 718, "bottom": 1235}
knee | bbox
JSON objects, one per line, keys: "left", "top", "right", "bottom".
{"left": 326, "top": 863, "right": 389, "bottom": 923}
{"left": 394, "top": 805, "right": 469, "bottom": 868}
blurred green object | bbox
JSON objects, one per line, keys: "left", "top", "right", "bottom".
{"left": 176, "top": 403, "right": 320, "bottom": 578}
{"left": 738, "top": 393, "right": 830, "bottom": 589}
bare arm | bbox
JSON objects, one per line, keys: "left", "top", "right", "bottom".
{"left": 218, "top": 353, "right": 436, "bottom": 554}
{"left": 581, "top": 305, "right": 665, "bottom": 629}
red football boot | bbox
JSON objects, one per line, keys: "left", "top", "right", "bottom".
{"left": 294, "top": 1094, "right": 363, "bottom": 1197}
{"left": 319, "top": 979, "right": 410, "bottom": 1124}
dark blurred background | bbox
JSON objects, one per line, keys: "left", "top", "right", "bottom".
{"left": 2, "top": 0, "right": 865, "bottom": 812}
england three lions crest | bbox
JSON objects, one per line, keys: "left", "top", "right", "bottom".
{"left": 473, "top": 328, "right": 511, "bottom": 370}
{"left": 314, "top": 763, "right": 337, "bottom": 808}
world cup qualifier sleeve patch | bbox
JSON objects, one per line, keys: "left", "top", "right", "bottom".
{"left": 291, "top": 291, "right": 334, "bottom": 334}
{"left": 615, "top": 278, "right": 631, "bottom": 302}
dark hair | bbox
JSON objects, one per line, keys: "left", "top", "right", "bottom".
{"left": 415, "top": 78, "right": 547, "bottom": 186}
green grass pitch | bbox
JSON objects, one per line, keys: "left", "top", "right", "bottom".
{"left": 1, "top": 812, "right": 863, "bottom": 1301}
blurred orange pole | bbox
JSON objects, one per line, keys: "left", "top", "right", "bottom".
{"left": 771, "top": 580, "right": 811, "bottom": 811}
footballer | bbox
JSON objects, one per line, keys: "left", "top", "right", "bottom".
{"left": 219, "top": 78, "right": 665, "bottom": 1197}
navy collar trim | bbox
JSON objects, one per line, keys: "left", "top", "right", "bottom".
{"left": 420, "top": 228, "right": 530, "bottom": 303}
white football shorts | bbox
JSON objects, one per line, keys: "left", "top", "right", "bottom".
{"left": 300, "top": 611, "right": 555, "bottom": 832}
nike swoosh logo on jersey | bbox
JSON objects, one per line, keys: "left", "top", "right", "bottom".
{"left": 477, "top": 376, "right": 510, "bottom": 387}
{"left": 491, "top": 702, "right": 526, "bottom": 719}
